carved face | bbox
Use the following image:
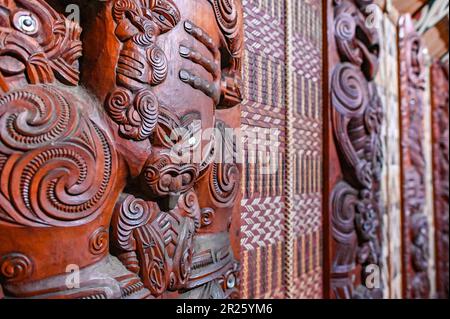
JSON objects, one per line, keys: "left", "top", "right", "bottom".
{"left": 151, "top": 0, "right": 180, "bottom": 33}
{"left": 0, "top": 0, "right": 82, "bottom": 87}
{"left": 141, "top": 108, "right": 201, "bottom": 210}
{"left": 144, "top": 153, "right": 199, "bottom": 211}
{"left": 113, "top": 0, "right": 180, "bottom": 42}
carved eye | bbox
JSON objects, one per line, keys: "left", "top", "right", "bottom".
{"left": 13, "top": 11, "right": 38, "bottom": 35}
{"left": 161, "top": 174, "right": 172, "bottom": 188}
{"left": 226, "top": 273, "right": 236, "bottom": 289}
{"left": 151, "top": 1, "right": 180, "bottom": 32}
{"left": 182, "top": 173, "right": 191, "bottom": 186}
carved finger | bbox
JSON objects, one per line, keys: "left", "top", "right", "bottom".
{"left": 179, "top": 45, "right": 220, "bottom": 80}
{"left": 184, "top": 20, "right": 219, "bottom": 60}
{"left": 179, "top": 69, "right": 220, "bottom": 104}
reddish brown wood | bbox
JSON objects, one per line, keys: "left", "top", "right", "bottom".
{"left": 397, "top": 15, "right": 431, "bottom": 299}
{"left": 430, "top": 60, "right": 449, "bottom": 299}
{"left": 0, "top": 0, "right": 243, "bottom": 299}
{"left": 325, "top": 0, "right": 384, "bottom": 299}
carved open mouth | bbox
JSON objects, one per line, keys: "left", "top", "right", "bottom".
{"left": 0, "top": 55, "right": 26, "bottom": 75}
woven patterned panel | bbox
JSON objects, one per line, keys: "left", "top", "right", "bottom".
{"left": 240, "top": 0, "right": 286, "bottom": 299}
{"left": 240, "top": 0, "right": 323, "bottom": 299}
{"left": 290, "top": 0, "right": 323, "bottom": 299}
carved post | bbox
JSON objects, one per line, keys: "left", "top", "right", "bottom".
{"left": 325, "top": 0, "right": 384, "bottom": 299}
{"left": 0, "top": 0, "right": 243, "bottom": 299}
{"left": 397, "top": 15, "right": 431, "bottom": 299}
{"left": 430, "top": 61, "right": 449, "bottom": 299}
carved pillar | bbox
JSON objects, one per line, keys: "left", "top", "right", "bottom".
{"left": 397, "top": 15, "right": 431, "bottom": 299}
{"left": 430, "top": 61, "right": 449, "bottom": 299}
{"left": 0, "top": 0, "right": 243, "bottom": 299}
{"left": 325, "top": 0, "right": 384, "bottom": 299}
{"left": 0, "top": 0, "right": 145, "bottom": 299}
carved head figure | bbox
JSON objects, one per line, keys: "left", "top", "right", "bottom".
{"left": 0, "top": 0, "right": 82, "bottom": 90}
{"left": 334, "top": 0, "right": 380, "bottom": 80}
{"left": 143, "top": 108, "right": 200, "bottom": 211}
{"left": 106, "top": 0, "right": 180, "bottom": 141}
{"left": 406, "top": 34, "right": 425, "bottom": 89}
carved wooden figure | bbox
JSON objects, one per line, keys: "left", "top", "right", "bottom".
{"left": 325, "top": 0, "right": 384, "bottom": 299}
{"left": 397, "top": 15, "right": 431, "bottom": 299}
{"left": 431, "top": 60, "right": 449, "bottom": 299}
{"left": 0, "top": 0, "right": 243, "bottom": 299}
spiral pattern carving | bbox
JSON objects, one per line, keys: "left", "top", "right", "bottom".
{"left": 0, "top": 86, "right": 77, "bottom": 153}
{"left": 330, "top": 0, "right": 384, "bottom": 299}
{"left": 179, "top": 191, "right": 201, "bottom": 229}
{"left": 0, "top": 86, "right": 116, "bottom": 227}
{"left": 209, "top": 163, "right": 239, "bottom": 207}
{"left": 113, "top": 195, "right": 154, "bottom": 251}
{"left": 148, "top": 46, "right": 168, "bottom": 86}
{"left": 334, "top": 13, "right": 363, "bottom": 67}
{"left": 112, "top": 0, "right": 138, "bottom": 22}
{"left": 331, "top": 182, "right": 358, "bottom": 244}
{"left": 201, "top": 208, "right": 216, "bottom": 228}
{"left": 89, "top": 227, "right": 109, "bottom": 256}
{"left": 331, "top": 63, "right": 368, "bottom": 117}
{"left": 106, "top": 87, "right": 133, "bottom": 125}
{"left": 0, "top": 253, "right": 33, "bottom": 283}
{"left": 134, "top": 90, "right": 159, "bottom": 140}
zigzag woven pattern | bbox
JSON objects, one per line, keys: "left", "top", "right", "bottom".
{"left": 240, "top": 0, "right": 323, "bottom": 299}
{"left": 289, "top": 0, "right": 323, "bottom": 299}
{"left": 240, "top": 0, "right": 286, "bottom": 299}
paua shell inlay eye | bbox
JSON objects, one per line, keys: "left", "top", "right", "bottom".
{"left": 14, "top": 12, "right": 38, "bottom": 34}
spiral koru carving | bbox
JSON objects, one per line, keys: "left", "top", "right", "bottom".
{"left": 111, "top": 195, "right": 155, "bottom": 252}
{"left": 179, "top": 190, "right": 201, "bottom": 230}
{"left": 0, "top": 86, "right": 78, "bottom": 153}
{"left": 106, "top": 88, "right": 159, "bottom": 141}
{"left": 0, "top": 253, "right": 33, "bottom": 283}
{"left": 331, "top": 63, "right": 368, "bottom": 117}
{"left": 334, "top": 12, "right": 363, "bottom": 67}
{"left": 89, "top": 227, "right": 109, "bottom": 256}
{"left": 330, "top": 0, "right": 383, "bottom": 299}
{"left": 331, "top": 181, "right": 358, "bottom": 247}
{"left": 0, "top": 85, "right": 116, "bottom": 227}
{"left": 334, "top": 1, "right": 380, "bottom": 80}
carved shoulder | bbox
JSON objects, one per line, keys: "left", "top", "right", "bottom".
{"left": 0, "top": 84, "right": 118, "bottom": 227}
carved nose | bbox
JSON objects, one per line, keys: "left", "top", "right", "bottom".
{"left": 169, "top": 175, "right": 183, "bottom": 192}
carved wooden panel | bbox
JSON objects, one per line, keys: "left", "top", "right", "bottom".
{"left": 422, "top": 53, "right": 437, "bottom": 297}
{"left": 325, "top": 0, "right": 384, "bottom": 299}
{"left": 397, "top": 15, "right": 431, "bottom": 299}
{"left": 430, "top": 60, "right": 449, "bottom": 299}
{"left": 0, "top": 0, "right": 243, "bottom": 299}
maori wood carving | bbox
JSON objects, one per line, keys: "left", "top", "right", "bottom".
{"left": 431, "top": 61, "right": 449, "bottom": 299}
{"left": 397, "top": 15, "right": 431, "bottom": 299}
{"left": 327, "top": 0, "right": 384, "bottom": 299}
{"left": 0, "top": 0, "right": 243, "bottom": 299}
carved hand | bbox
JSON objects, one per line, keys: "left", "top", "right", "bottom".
{"left": 179, "top": 20, "right": 221, "bottom": 106}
